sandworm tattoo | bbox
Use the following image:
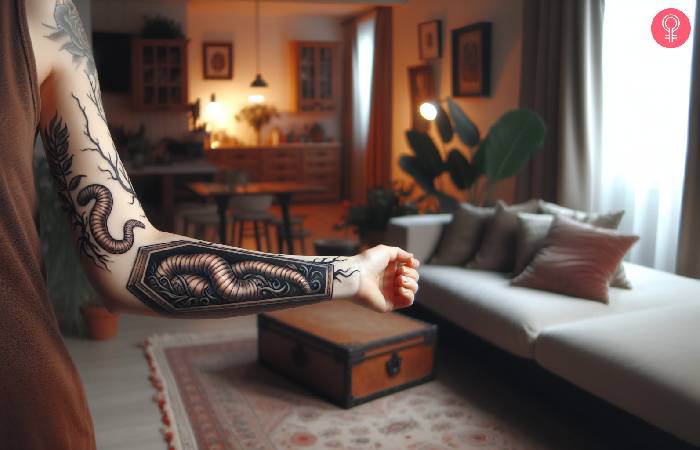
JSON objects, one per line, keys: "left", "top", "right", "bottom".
{"left": 154, "top": 254, "right": 312, "bottom": 301}
{"left": 43, "top": 113, "right": 110, "bottom": 270}
{"left": 127, "top": 241, "right": 334, "bottom": 314}
{"left": 77, "top": 184, "right": 144, "bottom": 254}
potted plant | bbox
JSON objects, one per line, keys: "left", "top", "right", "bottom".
{"left": 400, "top": 98, "right": 546, "bottom": 211}
{"left": 235, "top": 104, "right": 279, "bottom": 145}
{"left": 336, "top": 183, "right": 420, "bottom": 246}
{"left": 35, "top": 153, "right": 120, "bottom": 340}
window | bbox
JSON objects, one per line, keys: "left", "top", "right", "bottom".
{"left": 598, "top": 0, "right": 696, "bottom": 271}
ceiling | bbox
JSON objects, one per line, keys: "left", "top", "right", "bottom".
{"left": 188, "top": 0, "right": 405, "bottom": 17}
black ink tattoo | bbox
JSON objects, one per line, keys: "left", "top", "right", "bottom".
{"left": 312, "top": 257, "right": 359, "bottom": 281}
{"left": 45, "top": 1, "right": 138, "bottom": 204}
{"left": 44, "top": 0, "right": 96, "bottom": 76}
{"left": 71, "top": 94, "right": 138, "bottom": 204}
{"left": 127, "top": 241, "right": 334, "bottom": 315}
{"left": 77, "top": 184, "right": 144, "bottom": 254}
{"left": 333, "top": 267, "right": 360, "bottom": 282}
{"left": 43, "top": 113, "right": 110, "bottom": 270}
{"left": 313, "top": 256, "right": 348, "bottom": 264}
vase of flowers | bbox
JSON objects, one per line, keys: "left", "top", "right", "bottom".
{"left": 235, "top": 104, "right": 279, "bottom": 145}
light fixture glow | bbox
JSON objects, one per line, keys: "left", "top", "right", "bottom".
{"left": 248, "top": 94, "right": 265, "bottom": 104}
{"left": 419, "top": 102, "right": 438, "bottom": 121}
{"left": 203, "top": 93, "right": 225, "bottom": 130}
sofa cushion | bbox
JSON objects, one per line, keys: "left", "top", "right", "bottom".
{"left": 538, "top": 201, "right": 631, "bottom": 288}
{"left": 467, "top": 200, "right": 539, "bottom": 272}
{"left": 535, "top": 303, "right": 700, "bottom": 446}
{"left": 416, "top": 263, "right": 700, "bottom": 359}
{"left": 429, "top": 204, "right": 494, "bottom": 265}
{"left": 511, "top": 216, "right": 639, "bottom": 303}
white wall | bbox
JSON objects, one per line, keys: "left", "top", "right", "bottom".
{"left": 392, "top": 0, "right": 523, "bottom": 203}
{"left": 92, "top": 0, "right": 189, "bottom": 141}
{"left": 187, "top": 1, "right": 343, "bottom": 144}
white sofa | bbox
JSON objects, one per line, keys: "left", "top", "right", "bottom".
{"left": 388, "top": 214, "right": 700, "bottom": 447}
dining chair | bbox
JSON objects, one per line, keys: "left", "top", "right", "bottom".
{"left": 230, "top": 194, "right": 275, "bottom": 251}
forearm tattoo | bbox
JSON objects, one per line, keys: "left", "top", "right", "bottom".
{"left": 127, "top": 241, "right": 334, "bottom": 315}
{"left": 45, "top": 0, "right": 139, "bottom": 205}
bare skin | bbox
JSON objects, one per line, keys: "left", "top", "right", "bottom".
{"left": 25, "top": 0, "right": 419, "bottom": 317}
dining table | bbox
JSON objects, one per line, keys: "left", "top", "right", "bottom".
{"left": 126, "top": 159, "right": 218, "bottom": 231}
{"left": 187, "top": 181, "right": 325, "bottom": 253}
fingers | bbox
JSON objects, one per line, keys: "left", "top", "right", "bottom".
{"left": 396, "top": 273, "right": 418, "bottom": 293}
{"left": 395, "top": 287, "right": 415, "bottom": 309}
{"left": 398, "top": 265, "right": 419, "bottom": 282}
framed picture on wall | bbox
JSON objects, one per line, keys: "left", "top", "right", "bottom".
{"left": 407, "top": 65, "right": 436, "bottom": 131}
{"left": 452, "top": 22, "right": 491, "bottom": 96}
{"left": 203, "top": 42, "right": 233, "bottom": 80}
{"left": 418, "top": 20, "right": 442, "bottom": 59}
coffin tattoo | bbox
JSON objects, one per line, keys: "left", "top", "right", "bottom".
{"left": 77, "top": 184, "right": 144, "bottom": 254}
{"left": 127, "top": 241, "right": 333, "bottom": 314}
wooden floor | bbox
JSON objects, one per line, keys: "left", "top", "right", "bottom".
{"left": 66, "top": 315, "right": 256, "bottom": 450}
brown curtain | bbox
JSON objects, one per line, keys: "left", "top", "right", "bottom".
{"left": 365, "top": 7, "right": 393, "bottom": 189}
{"left": 516, "top": 0, "right": 603, "bottom": 211}
{"left": 677, "top": 10, "right": 700, "bottom": 278}
{"left": 341, "top": 20, "right": 357, "bottom": 199}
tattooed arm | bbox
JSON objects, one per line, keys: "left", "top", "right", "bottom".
{"left": 25, "top": 0, "right": 420, "bottom": 317}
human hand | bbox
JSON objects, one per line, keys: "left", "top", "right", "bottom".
{"left": 353, "top": 245, "right": 420, "bottom": 312}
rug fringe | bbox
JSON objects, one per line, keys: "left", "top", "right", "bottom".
{"left": 143, "top": 330, "right": 255, "bottom": 450}
{"left": 144, "top": 336, "right": 181, "bottom": 450}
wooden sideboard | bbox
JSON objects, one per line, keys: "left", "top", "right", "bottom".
{"left": 205, "top": 143, "right": 341, "bottom": 202}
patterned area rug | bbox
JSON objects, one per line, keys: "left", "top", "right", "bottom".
{"left": 144, "top": 332, "right": 580, "bottom": 450}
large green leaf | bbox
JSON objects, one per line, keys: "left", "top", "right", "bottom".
{"left": 399, "top": 155, "right": 436, "bottom": 194}
{"left": 472, "top": 145, "right": 486, "bottom": 172}
{"left": 482, "top": 109, "right": 546, "bottom": 181}
{"left": 435, "top": 105, "right": 454, "bottom": 143}
{"left": 447, "top": 98, "right": 480, "bottom": 148}
{"left": 405, "top": 129, "right": 444, "bottom": 179}
{"left": 445, "top": 149, "right": 481, "bottom": 190}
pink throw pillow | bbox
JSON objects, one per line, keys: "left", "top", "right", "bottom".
{"left": 511, "top": 216, "right": 639, "bottom": 303}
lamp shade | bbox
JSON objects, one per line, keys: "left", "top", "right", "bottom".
{"left": 250, "top": 73, "right": 268, "bottom": 88}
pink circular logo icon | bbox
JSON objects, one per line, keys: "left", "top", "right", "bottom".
{"left": 651, "top": 8, "right": 692, "bottom": 48}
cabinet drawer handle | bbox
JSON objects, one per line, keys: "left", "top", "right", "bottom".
{"left": 385, "top": 352, "right": 402, "bottom": 377}
{"left": 291, "top": 343, "right": 307, "bottom": 367}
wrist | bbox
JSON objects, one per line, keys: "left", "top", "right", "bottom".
{"left": 330, "top": 256, "right": 361, "bottom": 299}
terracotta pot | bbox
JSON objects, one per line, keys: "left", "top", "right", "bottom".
{"left": 81, "top": 305, "right": 120, "bottom": 341}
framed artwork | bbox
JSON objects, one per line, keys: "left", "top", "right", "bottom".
{"left": 418, "top": 20, "right": 442, "bottom": 60}
{"left": 203, "top": 42, "right": 233, "bottom": 80}
{"left": 452, "top": 22, "right": 491, "bottom": 97}
{"left": 407, "top": 65, "right": 435, "bottom": 131}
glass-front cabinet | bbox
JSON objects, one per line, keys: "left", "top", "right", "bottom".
{"left": 131, "top": 39, "right": 188, "bottom": 111}
{"left": 291, "top": 41, "right": 339, "bottom": 113}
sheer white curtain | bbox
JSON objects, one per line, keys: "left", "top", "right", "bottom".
{"left": 350, "top": 12, "right": 376, "bottom": 202}
{"left": 597, "top": 0, "right": 696, "bottom": 271}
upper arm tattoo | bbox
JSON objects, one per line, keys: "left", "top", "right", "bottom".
{"left": 127, "top": 241, "right": 334, "bottom": 315}
{"left": 44, "top": 0, "right": 139, "bottom": 205}
{"left": 44, "top": 113, "right": 110, "bottom": 270}
{"left": 43, "top": 113, "right": 145, "bottom": 269}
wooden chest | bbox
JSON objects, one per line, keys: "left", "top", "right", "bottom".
{"left": 257, "top": 300, "right": 437, "bottom": 408}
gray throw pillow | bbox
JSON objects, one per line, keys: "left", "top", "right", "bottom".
{"left": 532, "top": 201, "right": 631, "bottom": 288}
{"left": 429, "top": 203, "right": 495, "bottom": 265}
{"left": 513, "top": 213, "right": 554, "bottom": 277}
{"left": 467, "top": 199, "right": 539, "bottom": 272}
